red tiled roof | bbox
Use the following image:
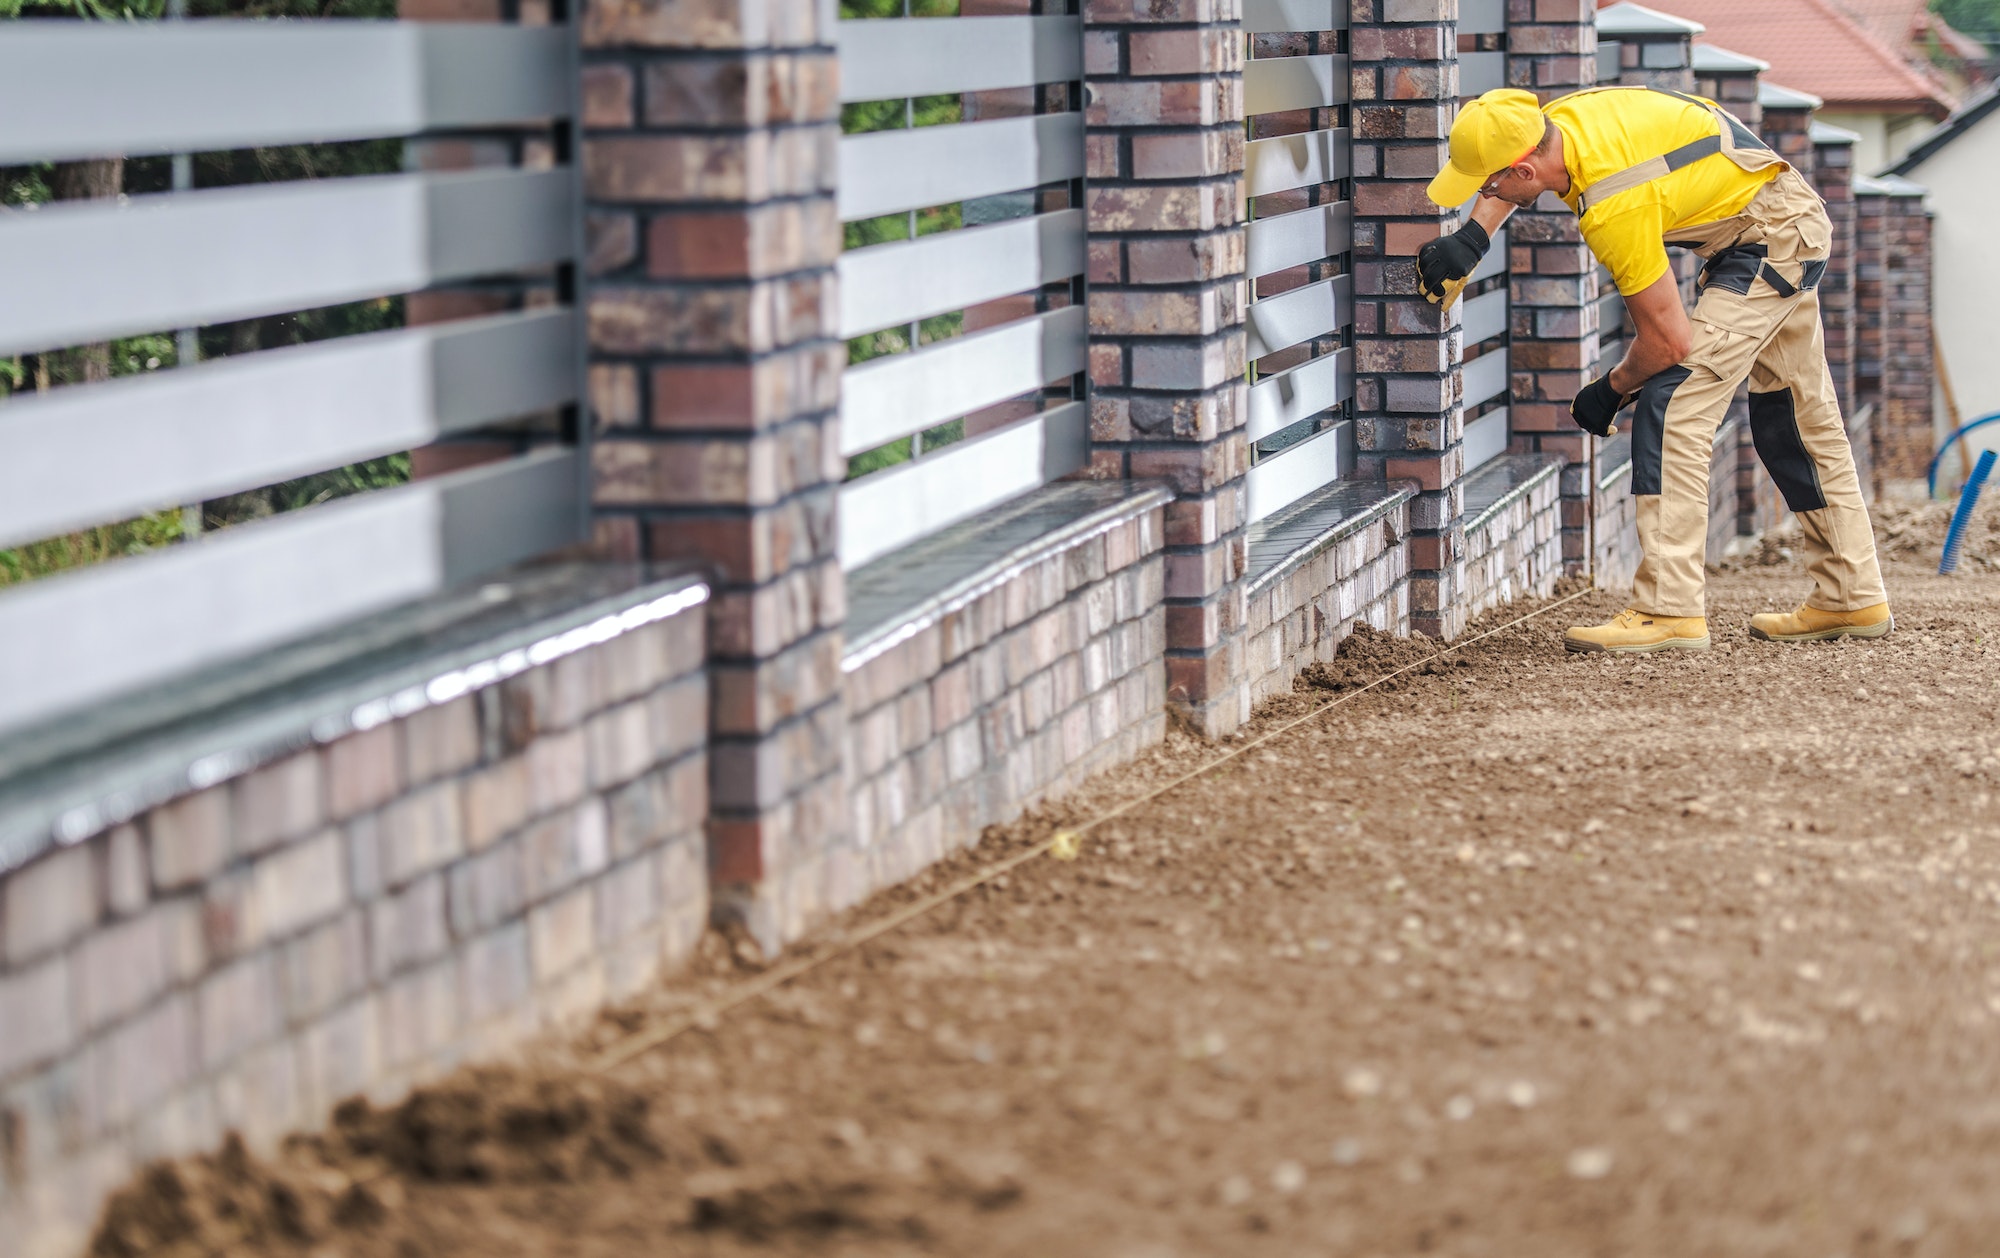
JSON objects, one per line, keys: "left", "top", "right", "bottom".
{"left": 1603, "top": 0, "right": 1958, "bottom": 115}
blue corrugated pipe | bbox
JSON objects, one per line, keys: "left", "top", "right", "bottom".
{"left": 1940, "top": 448, "right": 1996, "bottom": 576}
{"left": 1927, "top": 412, "right": 2000, "bottom": 499}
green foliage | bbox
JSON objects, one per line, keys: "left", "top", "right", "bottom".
{"left": 843, "top": 419, "right": 966, "bottom": 481}
{"left": 839, "top": 0, "right": 957, "bottom": 17}
{"left": 0, "top": 512, "right": 187, "bottom": 589}
{"left": 1932, "top": 0, "right": 2000, "bottom": 45}
{"left": 0, "top": 0, "right": 164, "bottom": 17}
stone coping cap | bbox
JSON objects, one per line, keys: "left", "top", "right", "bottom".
{"left": 1759, "top": 80, "right": 1824, "bottom": 111}
{"left": 1810, "top": 119, "right": 1863, "bottom": 145}
{"left": 1243, "top": 479, "right": 1419, "bottom": 596}
{"left": 1596, "top": 2, "right": 1705, "bottom": 38}
{"left": 842, "top": 479, "right": 1177, "bottom": 670}
{"left": 1462, "top": 454, "right": 1566, "bottom": 534}
{"left": 0, "top": 563, "right": 709, "bottom": 877}
{"left": 1692, "top": 43, "right": 1770, "bottom": 74}
{"left": 1854, "top": 172, "right": 1928, "bottom": 196}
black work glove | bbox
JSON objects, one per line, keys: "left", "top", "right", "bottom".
{"left": 1570, "top": 375, "right": 1633, "bottom": 437}
{"left": 1416, "top": 219, "right": 1490, "bottom": 300}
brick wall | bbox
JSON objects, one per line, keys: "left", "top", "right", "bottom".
{"left": 843, "top": 496, "right": 1169, "bottom": 888}
{"left": 1462, "top": 458, "right": 1563, "bottom": 615}
{"left": 1505, "top": 0, "right": 1597, "bottom": 576}
{"left": 1874, "top": 188, "right": 1936, "bottom": 496}
{"left": 1351, "top": 0, "right": 1464, "bottom": 639}
{"left": 1812, "top": 130, "right": 1859, "bottom": 425}
{"left": 1083, "top": 0, "right": 1251, "bottom": 737}
{"left": 580, "top": 0, "right": 850, "bottom": 948}
{"left": 0, "top": 579, "right": 709, "bottom": 1258}
{"left": 1242, "top": 489, "right": 1413, "bottom": 705}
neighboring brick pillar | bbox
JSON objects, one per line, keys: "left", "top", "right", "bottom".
{"left": 1083, "top": 0, "right": 1251, "bottom": 735}
{"left": 1692, "top": 45, "right": 1763, "bottom": 134}
{"left": 1853, "top": 179, "right": 1887, "bottom": 489}
{"left": 1351, "top": 0, "right": 1462, "bottom": 638}
{"left": 1812, "top": 122, "right": 1859, "bottom": 420}
{"left": 1597, "top": 6, "right": 1697, "bottom": 306}
{"left": 1505, "top": 0, "right": 1597, "bottom": 576}
{"left": 581, "top": 0, "right": 850, "bottom": 948}
{"left": 1875, "top": 180, "right": 1936, "bottom": 497}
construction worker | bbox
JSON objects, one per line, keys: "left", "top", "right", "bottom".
{"left": 1418, "top": 87, "right": 1891, "bottom": 654}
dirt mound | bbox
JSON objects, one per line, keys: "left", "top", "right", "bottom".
{"left": 1298, "top": 623, "right": 1469, "bottom": 693}
{"left": 1873, "top": 499, "right": 2000, "bottom": 569}
{"left": 90, "top": 1070, "right": 670, "bottom": 1258}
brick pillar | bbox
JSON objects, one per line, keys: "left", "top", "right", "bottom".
{"left": 1084, "top": 0, "right": 1251, "bottom": 735}
{"left": 1692, "top": 52, "right": 1760, "bottom": 134}
{"left": 1351, "top": 0, "right": 1462, "bottom": 638}
{"left": 1875, "top": 183, "right": 1936, "bottom": 497}
{"left": 1505, "top": 0, "right": 1597, "bottom": 576}
{"left": 1812, "top": 124, "right": 1858, "bottom": 421}
{"left": 1853, "top": 180, "right": 1887, "bottom": 486}
{"left": 581, "top": 0, "right": 849, "bottom": 948}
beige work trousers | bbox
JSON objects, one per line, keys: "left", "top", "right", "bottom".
{"left": 1625, "top": 168, "right": 1886, "bottom": 618}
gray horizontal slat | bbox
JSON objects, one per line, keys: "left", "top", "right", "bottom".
{"left": 1461, "top": 51, "right": 1506, "bottom": 97}
{"left": 1469, "top": 226, "right": 1509, "bottom": 283}
{"left": 1242, "top": 0, "right": 1348, "bottom": 32}
{"left": 0, "top": 22, "right": 571, "bottom": 165}
{"left": 1247, "top": 419, "right": 1355, "bottom": 524}
{"left": 1246, "top": 201, "right": 1352, "bottom": 279}
{"left": 839, "top": 402, "right": 1087, "bottom": 570}
{"left": 1247, "top": 346, "right": 1353, "bottom": 443}
{"left": 1245, "top": 54, "right": 1350, "bottom": 116}
{"left": 1245, "top": 126, "right": 1352, "bottom": 199}
{"left": 836, "top": 16, "right": 1082, "bottom": 103}
{"left": 1464, "top": 406, "right": 1509, "bottom": 470}
{"left": 1462, "top": 346, "right": 1510, "bottom": 409}
{"left": 1597, "top": 40, "right": 1623, "bottom": 83}
{"left": 838, "top": 114, "right": 1084, "bottom": 222}
{"left": 842, "top": 306, "right": 1083, "bottom": 456}
{"left": 1461, "top": 288, "right": 1507, "bottom": 346}
{"left": 1460, "top": 0, "right": 1507, "bottom": 35}
{"left": 837, "top": 209, "right": 1084, "bottom": 338}
{"left": 1246, "top": 273, "right": 1355, "bottom": 361}
{"left": 0, "top": 169, "right": 572, "bottom": 358}
{"left": 0, "top": 310, "right": 574, "bottom": 550}
{"left": 0, "top": 450, "right": 582, "bottom": 736}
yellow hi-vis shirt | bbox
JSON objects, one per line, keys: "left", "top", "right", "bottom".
{"left": 1547, "top": 88, "right": 1782, "bottom": 296}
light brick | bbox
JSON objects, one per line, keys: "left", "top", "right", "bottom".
{"left": 595, "top": 853, "right": 662, "bottom": 944}
{"left": 296, "top": 996, "right": 379, "bottom": 1117}
{"left": 448, "top": 837, "right": 529, "bottom": 937}
{"left": 375, "top": 782, "right": 466, "bottom": 889}
{"left": 523, "top": 801, "right": 611, "bottom": 900}
{"left": 198, "top": 954, "right": 282, "bottom": 1070}
{"left": 405, "top": 697, "right": 482, "bottom": 785}
{"left": 248, "top": 828, "right": 348, "bottom": 942}
{"left": 528, "top": 886, "right": 596, "bottom": 982}
{"left": 584, "top": 698, "right": 655, "bottom": 789}
{"left": 211, "top": 1037, "right": 301, "bottom": 1153}
{"left": 461, "top": 756, "right": 532, "bottom": 851}
{"left": 148, "top": 789, "right": 231, "bottom": 893}
{"left": 378, "top": 956, "right": 460, "bottom": 1070}
{"left": 369, "top": 874, "right": 450, "bottom": 980}
{"left": 527, "top": 728, "right": 589, "bottom": 817}
{"left": 230, "top": 753, "right": 325, "bottom": 855}
{"left": 278, "top": 909, "right": 368, "bottom": 1026}
{"left": 101, "top": 824, "right": 149, "bottom": 917}
{"left": 2, "top": 843, "right": 96, "bottom": 964}
{"left": 0, "top": 952, "right": 73, "bottom": 1078}
{"left": 72, "top": 901, "right": 201, "bottom": 1034}
{"left": 459, "top": 923, "right": 532, "bottom": 1027}
{"left": 325, "top": 725, "right": 404, "bottom": 821}
{"left": 93, "top": 992, "right": 198, "bottom": 1130}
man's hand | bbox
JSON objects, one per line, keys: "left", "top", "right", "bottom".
{"left": 1416, "top": 220, "right": 1491, "bottom": 304}
{"left": 1571, "top": 375, "right": 1632, "bottom": 437}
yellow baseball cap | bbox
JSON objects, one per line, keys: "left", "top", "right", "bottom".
{"left": 1426, "top": 88, "right": 1547, "bottom": 207}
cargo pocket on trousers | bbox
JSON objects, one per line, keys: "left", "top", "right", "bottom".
{"left": 1683, "top": 316, "right": 1759, "bottom": 380}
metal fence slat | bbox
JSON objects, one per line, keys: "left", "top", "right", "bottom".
{"left": 1245, "top": 273, "right": 1354, "bottom": 361}
{"left": 0, "top": 169, "right": 573, "bottom": 358}
{"left": 0, "top": 450, "right": 581, "bottom": 737}
{"left": 1468, "top": 227, "right": 1509, "bottom": 282}
{"left": 1245, "top": 126, "right": 1352, "bottom": 199}
{"left": 1241, "top": 0, "right": 1349, "bottom": 33}
{"left": 1464, "top": 406, "right": 1509, "bottom": 470}
{"left": 1247, "top": 346, "right": 1353, "bottom": 444}
{"left": 836, "top": 209, "right": 1084, "bottom": 338}
{"left": 836, "top": 16, "right": 1082, "bottom": 103}
{"left": 1244, "top": 54, "right": 1350, "bottom": 117}
{"left": 838, "top": 114, "right": 1084, "bottom": 222}
{"left": 1246, "top": 419, "right": 1355, "bottom": 524}
{"left": 0, "top": 22, "right": 571, "bottom": 165}
{"left": 1460, "top": 0, "right": 1508, "bottom": 35}
{"left": 1246, "top": 201, "right": 1352, "bottom": 280}
{"left": 1462, "top": 347, "right": 1510, "bottom": 409}
{"left": 1460, "top": 288, "right": 1508, "bottom": 346}
{"left": 1460, "top": 51, "right": 1506, "bottom": 96}
{"left": 838, "top": 402, "right": 1087, "bottom": 570}
{"left": 841, "top": 307, "right": 1084, "bottom": 456}
{"left": 0, "top": 311, "right": 574, "bottom": 551}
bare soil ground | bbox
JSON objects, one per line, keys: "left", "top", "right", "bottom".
{"left": 97, "top": 507, "right": 2000, "bottom": 1258}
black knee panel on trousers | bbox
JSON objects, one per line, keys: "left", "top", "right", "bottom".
{"left": 1631, "top": 365, "right": 1693, "bottom": 497}
{"left": 1749, "top": 389, "right": 1828, "bottom": 512}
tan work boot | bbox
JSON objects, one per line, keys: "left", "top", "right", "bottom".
{"left": 1747, "top": 601, "right": 1893, "bottom": 642}
{"left": 1564, "top": 608, "right": 1710, "bottom": 654}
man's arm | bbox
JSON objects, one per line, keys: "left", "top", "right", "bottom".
{"left": 1606, "top": 268, "right": 1694, "bottom": 395}
{"left": 1470, "top": 196, "right": 1516, "bottom": 237}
